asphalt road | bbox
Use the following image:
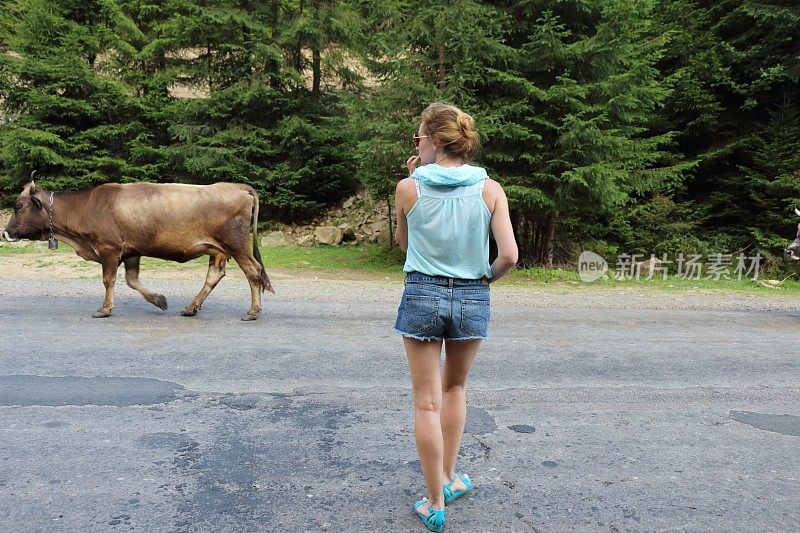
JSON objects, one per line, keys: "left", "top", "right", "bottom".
{"left": 0, "top": 276, "right": 798, "bottom": 532}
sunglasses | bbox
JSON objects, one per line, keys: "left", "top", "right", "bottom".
{"left": 412, "top": 134, "right": 429, "bottom": 148}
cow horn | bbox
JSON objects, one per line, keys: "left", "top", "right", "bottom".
{"left": 795, "top": 207, "right": 800, "bottom": 217}
{"left": 26, "top": 170, "right": 39, "bottom": 194}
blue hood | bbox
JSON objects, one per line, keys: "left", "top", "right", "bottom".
{"left": 411, "top": 163, "right": 487, "bottom": 187}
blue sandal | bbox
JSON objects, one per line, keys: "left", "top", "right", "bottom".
{"left": 443, "top": 473, "right": 473, "bottom": 504}
{"left": 413, "top": 497, "right": 445, "bottom": 532}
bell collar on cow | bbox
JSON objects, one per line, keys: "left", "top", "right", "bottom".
{"left": 46, "top": 190, "right": 57, "bottom": 250}
{"left": 24, "top": 172, "right": 57, "bottom": 248}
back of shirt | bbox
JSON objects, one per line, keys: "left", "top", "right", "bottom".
{"left": 403, "top": 179, "right": 493, "bottom": 280}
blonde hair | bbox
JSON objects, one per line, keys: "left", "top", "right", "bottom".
{"left": 420, "top": 103, "right": 480, "bottom": 160}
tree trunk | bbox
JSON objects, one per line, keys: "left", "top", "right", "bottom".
{"left": 544, "top": 213, "right": 556, "bottom": 268}
{"left": 387, "top": 195, "right": 394, "bottom": 248}
{"left": 511, "top": 208, "right": 557, "bottom": 267}
{"left": 312, "top": 47, "right": 321, "bottom": 95}
{"left": 271, "top": 0, "right": 279, "bottom": 23}
{"left": 294, "top": 0, "right": 304, "bottom": 73}
{"left": 267, "top": 1, "right": 281, "bottom": 88}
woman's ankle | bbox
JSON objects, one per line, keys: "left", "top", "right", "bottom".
{"left": 427, "top": 499, "right": 445, "bottom": 511}
{"left": 445, "top": 472, "right": 467, "bottom": 491}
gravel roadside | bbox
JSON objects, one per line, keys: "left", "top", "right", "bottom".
{"left": 0, "top": 269, "right": 798, "bottom": 313}
{"left": 1, "top": 240, "right": 798, "bottom": 312}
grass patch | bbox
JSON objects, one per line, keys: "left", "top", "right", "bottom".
{"left": 0, "top": 242, "right": 75, "bottom": 255}
{"left": 510, "top": 267, "right": 580, "bottom": 283}
{"left": 507, "top": 265, "right": 800, "bottom": 293}
{"left": 258, "top": 243, "right": 406, "bottom": 272}
{"left": 610, "top": 274, "right": 800, "bottom": 293}
{"left": 140, "top": 256, "right": 207, "bottom": 270}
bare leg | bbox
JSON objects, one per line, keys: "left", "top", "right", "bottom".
{"left": 124, "top": 257, "right": 167, "bottom": 310}
{"left": 182, "top": 254, "right": 227, "bottom": 317}
{"left": 231, "top": 252, "right": 262, "bottom": 321}
{"left": 404, "top": 337, "right": 446, "bottom": 513}
{"left": 93, "top": 258, "right": 120, "bottom": 318}
{"left": 441, "top": 339, "right": 481, "bottom": 488}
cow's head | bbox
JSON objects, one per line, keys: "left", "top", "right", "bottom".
{"left": 2, "top": 181, "right": 49, "bottom": 242}
{"left": 785, "top": 207, "right": 800, "bottom": 261}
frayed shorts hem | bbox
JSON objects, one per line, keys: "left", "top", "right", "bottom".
{"left": 394, "top": 329, "right": 487, "bottom": 342}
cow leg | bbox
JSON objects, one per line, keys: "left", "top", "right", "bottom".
{"left": 181, "top": 254, "right": 227, "bottom": 317}
{"left": 124, "top": 257, "right": 168, "bottom": 311}
{"left": 93, "top": 258, "right": 120, "bottom": 318}
{"left": 231, "top": 253, "right": 263, "bottom": 321}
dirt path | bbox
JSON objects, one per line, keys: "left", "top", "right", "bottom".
{"left": 1, "top": 247, "right": 799, "bottom": 314}
{"left": 0, "top": 246, "right": 220, "bottom": 278}
{"left": 0, "top": 245, "right": 401, "bottom": 285}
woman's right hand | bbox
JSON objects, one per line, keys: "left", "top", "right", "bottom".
{"left": 406, "top": 155, "right": 421, "bottom": 177}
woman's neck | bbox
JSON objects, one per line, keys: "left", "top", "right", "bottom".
{"left": 434, "top": 155, "right": 464, "bottom": 167}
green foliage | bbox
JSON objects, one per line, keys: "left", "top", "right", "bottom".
{"left": 0, "top": 0, "right": 150, "bottom": 192}
{"left": 469, "top": 0, "right": 680, "bottom": 265}
{"left": 161, "top": 61, "right": 357, "bottom": 219}
{"left": 618, "top": 193, "right": 709, "bottom": 256}
{"left": 733, "top": 102, "right": 800, "bottom": 255}
{"left": 348, "top": 0, "right": 506, "bottom": 201}
{"left": 656, "top": 0, "right": 800, "bottom": 261}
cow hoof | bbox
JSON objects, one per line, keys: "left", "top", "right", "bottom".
{"left": 180, "top": 308, "right": 197, "bottom": 317}
{"left": 241, "top": 314, "right": 258, "bottom": 321}
{"left": 151, "top": 294, "right": 168, "bottom": 311}
{"left": 92, "top": 310, "right": 111, "bottom": 318}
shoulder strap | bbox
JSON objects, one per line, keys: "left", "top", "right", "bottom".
{"left": 414, "top": 179, "right": 421, "bottom": 198}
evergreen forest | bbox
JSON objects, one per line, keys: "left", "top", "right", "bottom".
{"left": 1, "top": 0, "right": 799, "bottom": 270}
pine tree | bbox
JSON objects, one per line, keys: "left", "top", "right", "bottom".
{"left": 348, "top": 0, "right": 507, "bottom": 202}
{"left": 732, "top": 101, "right": 800, "bottom": 254}
{"left": 155, "top": 0, "right": 358, "bottom": 220}
{"left": 0, "top": 0, "right": 148, "bottom": 193}
{"left": 688, "top": 0, "right": 800, "bottom": 256}
{"left": 279, "top": 0, "right": 366, "bottom": 96}
{"left": 482, "top": 0, "right": 677, "bottom": 266}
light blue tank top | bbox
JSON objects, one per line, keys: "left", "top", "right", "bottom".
{"left": 403, "top": 179, "right": 493, "bottom": 279}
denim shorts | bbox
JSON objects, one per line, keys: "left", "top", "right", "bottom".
{"left": 394, "top": 271, "right": 490, "bottom": 342}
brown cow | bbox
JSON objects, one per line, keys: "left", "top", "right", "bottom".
{"left": 2, "top": 180, "right": 273, "bottom": 320}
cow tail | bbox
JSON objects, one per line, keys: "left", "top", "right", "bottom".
{"left": 250, "top": 188, "right": 273, "bottom": 293}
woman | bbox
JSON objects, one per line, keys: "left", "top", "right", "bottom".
{"left": 394, "top": 102, "right": 518, "bottom": 531}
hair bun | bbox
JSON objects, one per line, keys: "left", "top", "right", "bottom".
{"left": 420, "top": 103, "right": 481, "bottom": 160}
{"left": 457, "top": 112, "right": 475, "bottom": 135}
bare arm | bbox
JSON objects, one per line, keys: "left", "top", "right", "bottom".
{"left": 394, "top": 178, "right": 416, "bottom": 252}
{"left": 485, "top": 181, "right": 518, "bottom": 283}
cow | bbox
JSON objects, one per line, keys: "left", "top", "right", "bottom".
{"left": 785, "top": 208, "right": 800, "bottom": 261}
{"left": 2, "top": 179, "right": 273, "bottom": 320}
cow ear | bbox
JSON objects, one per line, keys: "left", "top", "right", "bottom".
{"left": 30, "top": 196, "right": 42, "bottom": 210}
